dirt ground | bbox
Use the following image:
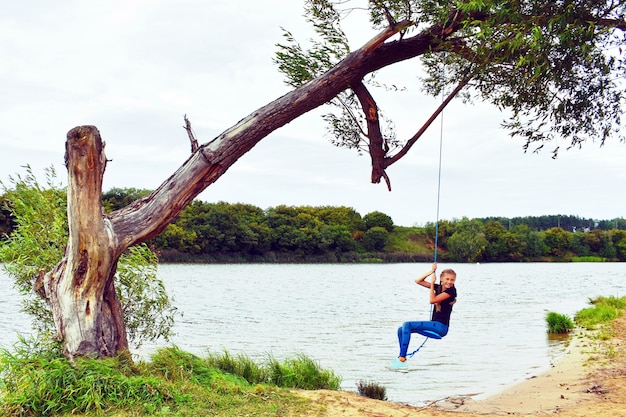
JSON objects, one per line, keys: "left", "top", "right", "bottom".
{"left": 295, "top": 316, "right": 626, "bottom": 416}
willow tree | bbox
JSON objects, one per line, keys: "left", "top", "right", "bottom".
{"left": 33, "top": 0, "right": 624, "bottom": 359}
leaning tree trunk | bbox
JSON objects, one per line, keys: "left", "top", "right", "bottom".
{"left": 36, "top": 17, "right": 462, "bottom": 359}
{"left": 37, "top": 127, "right": 128, "bottom": 359}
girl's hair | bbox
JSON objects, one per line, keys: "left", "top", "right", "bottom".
{"left": 440, "top": 268, "right": 457, "bottom": 278}
{"left": 434, "top": 269, "right": 456, "bottom": 312}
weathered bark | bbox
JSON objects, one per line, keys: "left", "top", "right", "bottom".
{"left": 37, "top": 127, "right": 128, "bottom": 358}
{"left": 351, "top": 80, "right": 392, "bottom": 190}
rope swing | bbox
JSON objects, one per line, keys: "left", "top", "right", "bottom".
{"left": 389, "top": 59, "right": 471, "bottom": 371}
{"left": 405, "top": 90, "right": 447, "bottom": 359}
{"left": 405, "top": 66, "right": 453, "bottom": 359}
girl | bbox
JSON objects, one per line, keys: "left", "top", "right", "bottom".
{"left": 395, "top": 263, "right": 457, "bottom": 363}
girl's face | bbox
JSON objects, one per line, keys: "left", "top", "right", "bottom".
{"left": 440, "top": 273, "right": 456, "bottom": 290}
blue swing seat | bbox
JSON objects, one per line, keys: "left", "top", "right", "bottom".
{"left": 416, "top": 329, "right": 443, "bottom": 339}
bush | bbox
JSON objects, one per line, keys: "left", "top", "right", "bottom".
{"left": 546, "top": 312, "right": 574, "bottom": 334}
{"left": 356, "top": 380, "right": 387, "bottom": 400}
{"left": 362, "top": 227, "right": 389, "bottom": 251}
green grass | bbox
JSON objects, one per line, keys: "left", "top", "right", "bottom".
{"left": 0, "top": 339, "right": 338, "bottom": 416}
{"left": 203, "top": 350, "right": 341, "bottom": 390}
{"left": 545, "top": 312, "right": 574, "bottom": 334}
{"left": 575, "top": 296, "right": 626, "bottom": 330}
{"left": 386, "top": 226, "right": 434, "bottom": 256}
{"left": 571, "top": 256, "right": 607, "bottom": 262}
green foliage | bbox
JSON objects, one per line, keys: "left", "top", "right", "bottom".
{"left": 274, "top": 0, "right": 350, "bottom": 88}
{"left": 275, "top": 0, "right": 403, "bottom": 155}
{"left": 575, "top": 296, "right": 626, "bottom": 330}
{"left": 151, "top": 347, "right": 341, "bottom": 391}
{"left": 0, "top": 336, "right": 169, "bottom": 416}
{"left": 617, "top": 235, "right": 626, "bottom": 261}
{"left": 432, "top": 1, "right": 624, "bottom": 152}
{"left": 0, "top": 167, "right": 176, "bottom": 348}
{"left": 277, "top": 1, "right": 625, "bottom": 159}
{"left": 385, "top": 226, "right": 433, "bottom": 259}
{"left": 203, "top": 349, "right": 268, "bottom": 385}
{"left": 3, "top": 181, "right": 624, "bottom": 263}
{"left": 446, "top": 218, "right": 487, "bottom": 262}
{"left": 363, "top": 211, "right": 394, "bottom": 232}
{"left": 116, "top": 245, "right": 178, "bottom": 347}
{"left": 571, "top": 256, "right": 606, "bottom": 262}
{"left": 483, "top": 221, "right": 525, "bottom": 261}
{"left": 150, "top": 346, "right": 233, "bottom": 386}
{"left": 266, "top": 353, "right": 342, "bottom": 390}
{"left": 362, "top": 226, "right": 389, "bottom": 251}
{"left": 0, "top": 340, "right": 315, "bottom": 417}
{"left": 543, "top": 227, "right": 573, "bottom": 257}
{"left": 101, "top": 187, "right": 152, "bottom": 213}
{"left": 0, "top": 166, "right": 69, "bottom": 333}
{"left": 0, "top": 193, "right": 14, "bottom": 238}
{"left": 545, "top": 312, "right": 574, "bottom": 334}
{"left": 356, "top": 379, "right": 387, "bottom": 401}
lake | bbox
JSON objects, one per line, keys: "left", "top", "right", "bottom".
{"left": 1, "top": 262, "right": 625, "bottom": 406}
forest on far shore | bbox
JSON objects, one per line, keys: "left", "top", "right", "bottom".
{"left": 1, "top": 187, "right": 625, "bottom": 263}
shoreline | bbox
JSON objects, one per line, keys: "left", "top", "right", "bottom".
{"left": 296, "top": 321, "right": 626, "bottom": 416}
{"left": 448, "top": 330, "right": 598, "bottom": 414}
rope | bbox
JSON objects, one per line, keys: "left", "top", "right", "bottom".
{"left": 433, "top": 102, "right": 444, "bottom": 262}
{"left": 407, "top": 335, "right": 430, "bottom": 358}
{"left": 410, "top": 59, "right": 447, "bottom": 359}
{"left": 433, "top": 58, "right": 446, "bottom": 263}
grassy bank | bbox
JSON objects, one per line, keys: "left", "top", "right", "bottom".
{"left": 0, "top": 340, "right": 339, "bottom": 416}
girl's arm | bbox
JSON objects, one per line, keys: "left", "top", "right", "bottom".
{"left": 429, "top": 274, "right": 452, "bottom": 304}
{"left": 415, "top": 262, "right": 437, "bottom": 288}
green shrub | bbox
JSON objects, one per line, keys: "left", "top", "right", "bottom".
{"left": 546, "top": 312, "right": 574, "bottom": 334}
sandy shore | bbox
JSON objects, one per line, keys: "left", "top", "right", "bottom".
{"left": 296, "top": 317, "right": 626, "bottom": 416}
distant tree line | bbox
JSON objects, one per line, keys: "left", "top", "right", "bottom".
{"left": 1, "top": 187, "right": 625, "bottom": 263}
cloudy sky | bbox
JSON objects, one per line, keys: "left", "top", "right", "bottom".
{"left": 1, "top": 1, "right": 624, "bottom": 227}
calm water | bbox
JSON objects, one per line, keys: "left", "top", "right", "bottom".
{"left": 1, "top": 262, "right": 625, "bottom": 405}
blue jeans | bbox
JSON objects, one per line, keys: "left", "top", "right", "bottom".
{"left": 397, "top": 321, "right": 448, "bottom": 357}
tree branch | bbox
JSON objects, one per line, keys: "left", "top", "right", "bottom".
{"left": 361, "top": 19, "right": 412, "bottom": 53}
{"left": 386, "top": 78, "right": 469, "bottom": 167}
{"left": 351, "top": 80, "right": 392, "bottom": 190}
{"left": 108, "top": 22, "right": 453, "bottom": 243}
{"left": 184, "top": 114, "right": 199, "bottom": 153}
{"left": 596, "top": 17, "right": 626, "bottom": 31}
